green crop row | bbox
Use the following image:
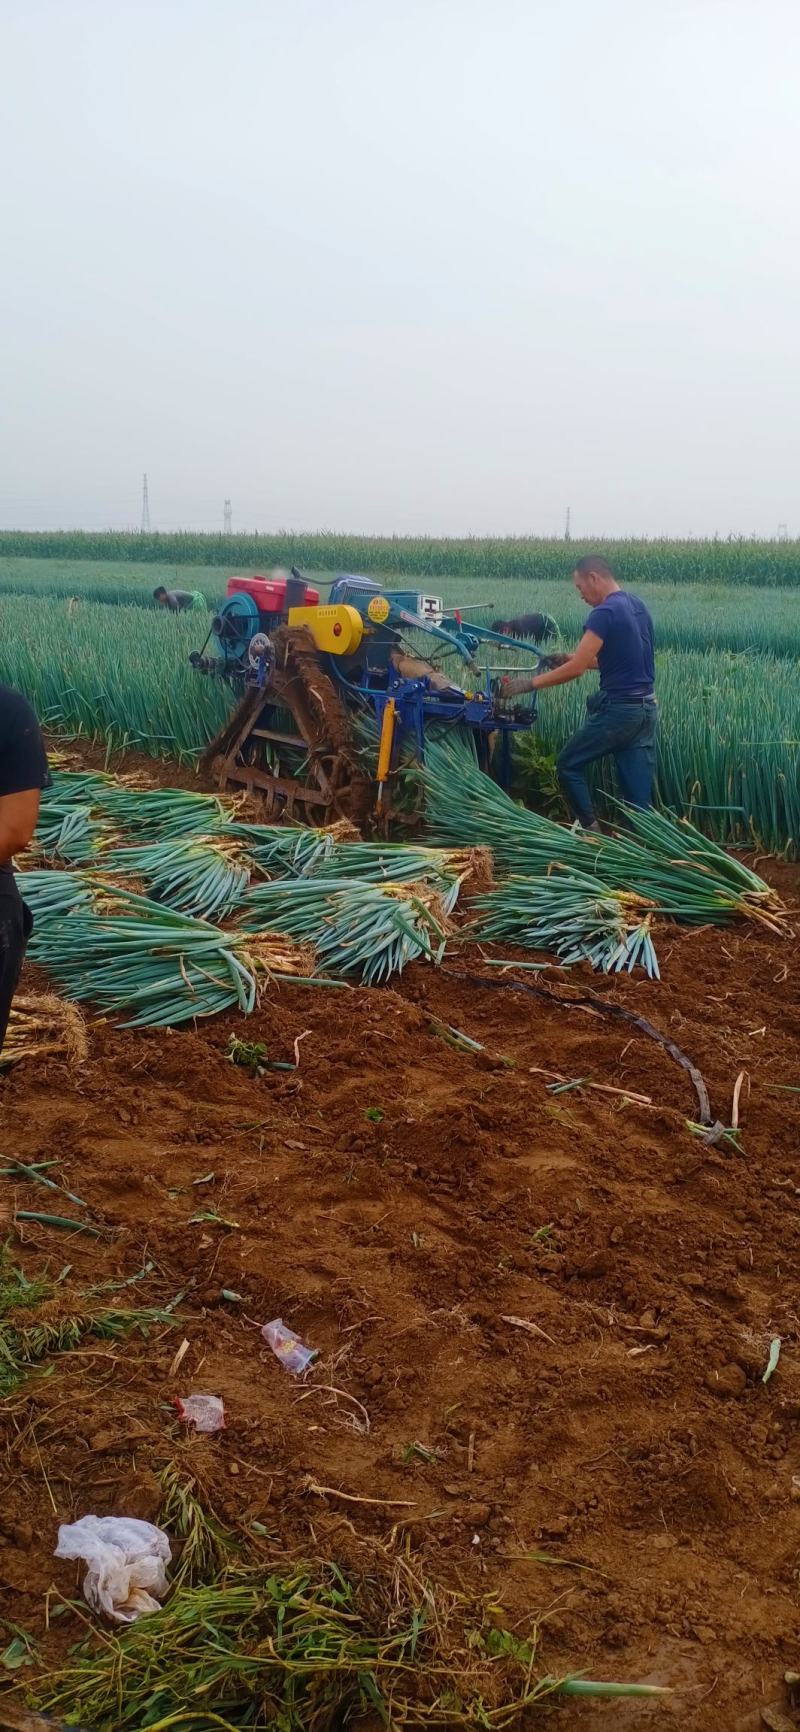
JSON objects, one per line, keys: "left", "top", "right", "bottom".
{"left": 0, "top": 596, "right": 230, "bottom": 762}
{"left": 0, "top": 556, "right": 227, "bottom": 610}
{"left": 1, "top": 557, "right": 799, "bottom": 660}
{"left": 1, "top": 529, "right": 800, "bottom": 585}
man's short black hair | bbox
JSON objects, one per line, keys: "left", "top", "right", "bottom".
{"left": 573, "top": 554, "right": 616, "bottom": 580}
{"left": 153, "top": 586, "right": 167, "bottom": 599}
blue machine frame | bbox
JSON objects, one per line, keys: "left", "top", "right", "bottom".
{"left": 322, "top": 575, "right": 545, "bottom": 782}
{"left": 196, "top": 571, "right": 548, "bottom": 791}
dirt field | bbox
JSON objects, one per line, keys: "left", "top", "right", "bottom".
{"left": 1, "top": 750, "right": 799, "bottom": 1728}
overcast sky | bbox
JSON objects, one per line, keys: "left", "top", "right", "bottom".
{"left": 1, "top": 0, "right": 798, "bottom": 538}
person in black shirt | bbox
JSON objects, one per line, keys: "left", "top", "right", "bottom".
{"left": 0, "top": 685, "right": 50, "bottom": 1054}
{"left": 493, "top": 612, "right": 557, "bottom": 644}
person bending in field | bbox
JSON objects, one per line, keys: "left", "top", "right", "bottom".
{"left": 0, "top": 685, "right": 49, "bottom": 1056}
{"left": 153, "top": 586, "right": 208, "bottom": 613}
{"left": 501, "top": 554, "right": 657, "bottom": 829}
{"left": 494, "top": 611, "right": 557, "bottom": 643}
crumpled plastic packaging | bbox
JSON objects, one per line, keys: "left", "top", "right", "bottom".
{"left": 55, "top": 1515, "right": 171, "bottom": 1623}
{"left": 175, "top": 1393, "right": 226, "bottom": 1432}
{"left": 262, "top": 1318, "right": 318, "bottom": 1375}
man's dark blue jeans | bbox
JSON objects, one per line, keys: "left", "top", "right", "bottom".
{"left": 556, "top": 694, "right": 658, "bottom": 827}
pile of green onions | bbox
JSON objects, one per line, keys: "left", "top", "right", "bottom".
{"left": 224, "top": 820, "right": 483, "bottom": 911}
{"left": 37, "top": 771, "right": 240, "bottom": 851}
{"left": 90, "top": 781, "right": 236, "bottom": 841}
{"left": 30, "top": 801, "right": 112, "bottom": 867}
{"left": 101, "top": 835, "right": 254, "bottom": 921}
{"left": 423, "top": 734, "right": 783, "bottom": 929}
{"left": 45, "top": 767, "right": 118, "bottom": 806}
{"left": 306, "top": 842, "right": 482, "bottom": 912}
{"left": 474, "top": 872, "right": 660, "bottom": 977}
{"left": 619, "top": 803, "right": 784, "bottom": 927}
{"left": 222, "top": 820, "right": 348, "bottom": 878}
{"left": 33, "top": 768, "right": 123, "bottom": 864}
{"left": 17, "top": 868, "right": 97, "bottom": 921}
{"left": 17, "top": 871, "right": 312, "bottom": 1027}
{"left": 239, "top": 878, "right": 452, "bottom": 984}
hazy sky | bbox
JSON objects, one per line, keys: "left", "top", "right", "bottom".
{"left": 2, "top": 0, "right": 798, "bottom": 538}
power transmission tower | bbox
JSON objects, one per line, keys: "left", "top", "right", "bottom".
{"left": 564, "top": 505, "right": 571, "bottom": 541}
{"left": 223, "top": 498, "right": 232, "bottom": 535}
{"left": 141, "top": 474, "right": 151, "bottom": 534}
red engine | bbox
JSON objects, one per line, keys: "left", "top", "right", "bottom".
{"left": 226, "top": 574, "right": 320, "bottom": 616}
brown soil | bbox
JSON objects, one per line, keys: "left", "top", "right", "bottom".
{"left": 3, "top": 761, "right": 800, "bottom": 1728}
{"left": 44, "top": 732, "right": 212, "bottom": 793}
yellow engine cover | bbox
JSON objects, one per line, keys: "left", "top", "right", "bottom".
{"left": 287, "top": 603, "right": 364, "bottom": 656}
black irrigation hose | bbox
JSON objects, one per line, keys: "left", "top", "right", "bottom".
{"left": 440, "top": 966, "right": 713, "bottom": 1126}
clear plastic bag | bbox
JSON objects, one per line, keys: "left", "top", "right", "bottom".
{"left": 55, "top": 1515, "right": 171, "bottom": 1623}
{"left": 262, "top": 1318, "right": 318, "bottom": 1375}
{"left": 175, "top": 1394, "right": 226, "bottom": 1432}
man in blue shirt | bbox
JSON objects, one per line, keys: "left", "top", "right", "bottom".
{"left": 501, "top": 554, "right": 657, "bottom": 828}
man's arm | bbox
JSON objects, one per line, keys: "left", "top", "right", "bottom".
{"left": 0, "top": 687, "right": 50, "bottom": 860}
{"left": 0, "top": 789, "right": 42, "bottom": 864}
{"left": 531, "top": 629, "right": 602, "bottom": 689}
{"left": 501, "top": 630, "right": 602, "bottom": 698}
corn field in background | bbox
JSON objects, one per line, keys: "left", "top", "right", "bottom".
{"left": 2, "top": 529, "right": 800, "bottom": 584}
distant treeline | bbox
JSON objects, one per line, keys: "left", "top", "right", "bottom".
{"left": 0, "top": 530, "right": 798, "bottom": 584}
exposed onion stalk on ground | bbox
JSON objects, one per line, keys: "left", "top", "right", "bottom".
{"left": 1, "top": 991, "right": 89, "bottom": 1068}
{"left": 239, "top": 878, "right": 453, "bottom": 983}
{"left": 17, "top": 872, "right": 313, "bottom": 1027}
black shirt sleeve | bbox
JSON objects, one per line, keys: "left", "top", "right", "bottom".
{"left": 0, "top": 685, "right": 50, "bottom": 797}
